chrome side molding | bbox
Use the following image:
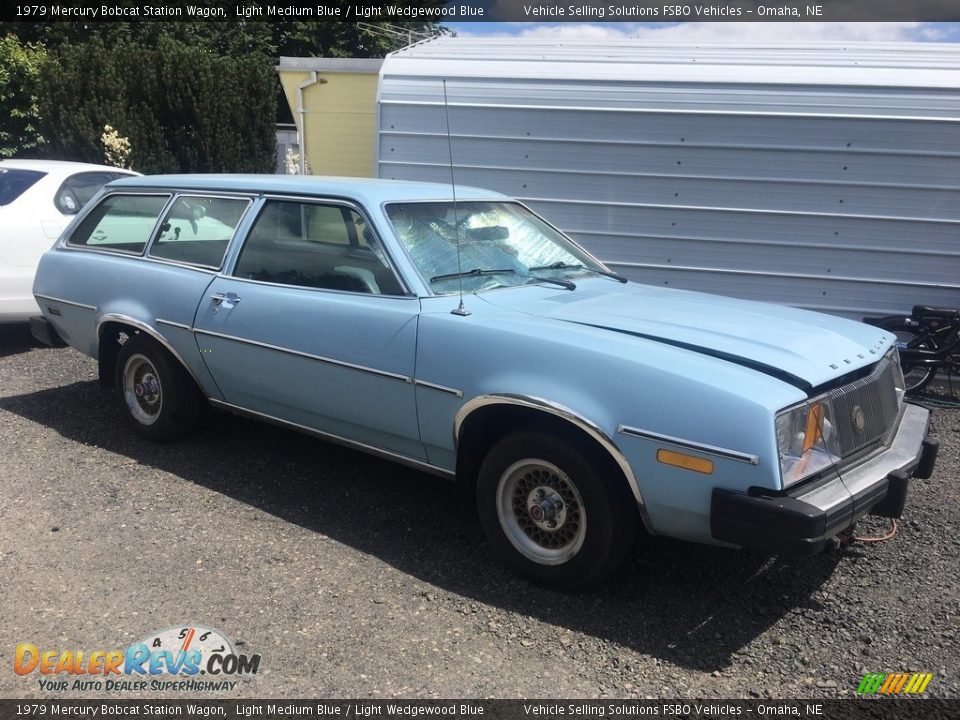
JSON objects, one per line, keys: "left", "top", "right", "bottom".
{"left": 617, "top": 425, "right": 760, "bottom": 466}
{"left": 192, "top": 327, "right": 413, "bottom": 384}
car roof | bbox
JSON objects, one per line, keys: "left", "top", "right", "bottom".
{"left": 0, "top": 159, "right": 137, "bottom": 175}
{"left": 108, "top": 174, "right": 510, "bottom": 206}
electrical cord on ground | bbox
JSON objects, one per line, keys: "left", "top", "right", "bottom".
{"left": 853, "top": 518, "right": 898, "bottom": 543}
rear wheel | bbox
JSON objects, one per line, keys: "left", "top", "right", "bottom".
{"left": 477, "top": 430, "right": 637, "bottom": 588}
{"left": 115, "top": 335, "right": 200, "bottom": 441}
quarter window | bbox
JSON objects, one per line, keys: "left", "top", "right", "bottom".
{"left": 234, "top": 200, "right": 403, "bottom": 295}
{"left": 68, "top": 194, "right": 170, "bottom": 254}
{"left": 150, "top": 196, "right": 248, "bottom": 269}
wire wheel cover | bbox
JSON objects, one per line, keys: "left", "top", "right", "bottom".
{"left": 496, "top": 459, "right": 587, "bottom": 565}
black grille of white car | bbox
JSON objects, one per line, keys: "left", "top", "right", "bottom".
{"left": 828, "top": 356, "right": 900, "bottom": 458}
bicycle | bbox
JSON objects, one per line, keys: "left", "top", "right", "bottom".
{"left": 863, "top": 305, "right": 960, "bottom": 394}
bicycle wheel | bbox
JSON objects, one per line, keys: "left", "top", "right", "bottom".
{"left": 889, "top": 325, "right": 938, "bottom": 394}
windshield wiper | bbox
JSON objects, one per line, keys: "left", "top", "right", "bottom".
{"left": 430, "top": 267, "right": 575, "bottom": 291}
{"left": 529, "top": 261, "right": 628, "bottom": 284}
{"left": 525, "top": 275, "right": 576, "bottom": 290}
{"left": 430, "top": 267, "right": 517, "bottom": 283}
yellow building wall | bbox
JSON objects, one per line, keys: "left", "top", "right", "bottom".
{"left": 278, "top": 70, "right": 379, "bottom": 178}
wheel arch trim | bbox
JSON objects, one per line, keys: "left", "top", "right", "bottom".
{"left": 96, "top": 313, "right": 204, "bottom": 391}
{"left": 454, "top": 393, "right": 654, "bottom": 533}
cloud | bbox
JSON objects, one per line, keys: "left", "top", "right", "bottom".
{"left": 449, "top": 21, "right": 952, "bottom": 42}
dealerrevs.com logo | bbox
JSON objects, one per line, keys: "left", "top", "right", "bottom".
{"left": 14, "top": 625, "right": 261, "bottom": 692}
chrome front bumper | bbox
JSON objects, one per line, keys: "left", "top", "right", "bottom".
{"left": 711, "top": 403, "right": 938, "bottom": 555}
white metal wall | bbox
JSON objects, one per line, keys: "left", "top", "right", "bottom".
{"left": 377, "top": 39, "right": 960, "bottom": 318}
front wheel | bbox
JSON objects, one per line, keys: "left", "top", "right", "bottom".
{"left": 477, "top": 431, "right": 637, "bottom": 588}
{"left": 115, "top": 335, "right": 200, "bottom": 441}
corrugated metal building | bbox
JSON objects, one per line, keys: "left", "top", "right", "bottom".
{"left": 377, "top": 38, "right": 960, "bottom": 317}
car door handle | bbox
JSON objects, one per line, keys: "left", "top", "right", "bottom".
{"left": 210, "top": 292, "right": 241, "bottom": 307}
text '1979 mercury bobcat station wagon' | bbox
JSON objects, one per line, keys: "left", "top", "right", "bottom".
{"left": 31, "top": 175, "right": 939, "bottom": 587}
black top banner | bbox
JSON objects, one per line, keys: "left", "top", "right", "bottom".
{"left": 1, "top": 0, "right": 959, "bottom": 23}
{"left": 462, "top": 0, "right": 960, "bottom": 22}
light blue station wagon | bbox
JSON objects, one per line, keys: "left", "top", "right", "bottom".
{"left": 32, "top": 175, "right": 938, "bottom": 587}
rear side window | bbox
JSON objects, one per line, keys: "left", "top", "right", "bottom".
{"left": 0, "top": 168, "right": 46, "bottom": 206}
{"left": 55, "top": 171, "right": 132, "bottom": 215}
{"left": 68, "top": 194, "right": 170, "bottom": 254}
{"left": 149, "top": 196, "right": 249, "bottom": 269}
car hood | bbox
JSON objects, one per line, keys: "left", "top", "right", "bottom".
{"left": 479, "top": 281, "right": 893, "bottom": 389}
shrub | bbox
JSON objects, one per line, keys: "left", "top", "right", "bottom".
{"left": 38, "top": 38, "right": 276, "bottom": 173}
{"left": 0, "top": 34, "right": 46, "bottom": 157}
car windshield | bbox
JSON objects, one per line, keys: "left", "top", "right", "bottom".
{"left": 385, "top": 201, "right": 606, "bottom": 294}
{"left": 0, "top": 168, "right": 46, "bottom": 206}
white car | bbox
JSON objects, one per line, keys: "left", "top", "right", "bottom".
{"left": 0, "top": 159, "right": 137, "bottom": 322}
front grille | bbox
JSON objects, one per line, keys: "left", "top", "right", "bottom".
{"left": 828, "top": 357, "right": 900, "bottom": 457}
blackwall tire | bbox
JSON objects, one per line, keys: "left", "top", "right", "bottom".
{"left": 477, "top": 430, "right": 637, "bottom": 588}
{"left": 115, "top": 335, "right": 200, "bottom": 441}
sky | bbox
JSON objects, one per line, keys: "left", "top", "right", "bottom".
{"left": 442, "top": 22, "right": 960, "bottom": 42}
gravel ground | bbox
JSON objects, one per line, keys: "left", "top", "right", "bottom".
{"left": 1, "top": 324, "right": 957, "bottom": 700}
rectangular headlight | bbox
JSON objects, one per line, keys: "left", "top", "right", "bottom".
{"left": 776, "top": 400, "right": 842, "bottom": 487}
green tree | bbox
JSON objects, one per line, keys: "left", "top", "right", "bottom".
{"left": 3, "top": 7, "right": 444, "bottom": 168}
{"left": 274, "top": 19, "right": 442, "bottom": 58}
{"left": 0, "top": 34, "right": 46, "bottom": 157}
{"left": 1, "top": 10, "right": 442, "bottom": 58}
{"left": 37, "top": 38, "right": 277, "bottom": 173}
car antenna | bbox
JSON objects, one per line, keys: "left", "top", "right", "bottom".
{"left": 443, "top": 79, "right": 470, "bottom": 317}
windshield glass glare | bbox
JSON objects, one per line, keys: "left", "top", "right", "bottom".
{"left": 385, "top": 201, "right": 604, "bottom": 294}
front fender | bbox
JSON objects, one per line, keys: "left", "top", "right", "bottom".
{"left": 414, "top": 298, "right": 803, "bottom": 541}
